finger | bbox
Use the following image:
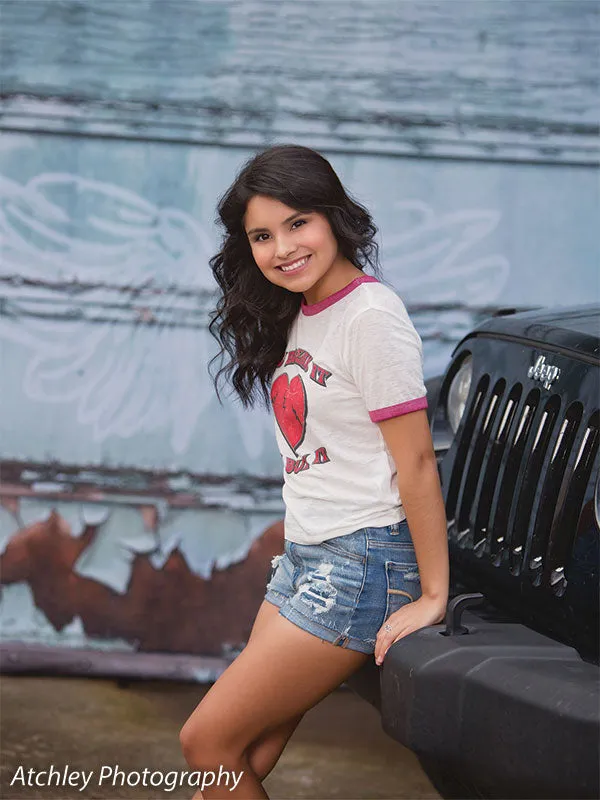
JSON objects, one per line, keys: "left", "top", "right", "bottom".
{"left": 375, "top": 634, "right": 393, "bottom": 664}
{"left": 375, "top": 623, "right": 396, "bottom": 661}
{"left": 375, "top": 629, "right": 389, "bottom": 645}
{"left": 380, "top": 627, "right": 412, "bottom": 662}
{"left": 378, "top": 618, "right": 398, "bottom": 639}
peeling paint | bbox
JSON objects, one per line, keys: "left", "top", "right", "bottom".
{"left": 17, "top": 499, "right": 53, "bottom": 528}
{"left": 1, "top": 488, "right": 282, "bottom": 590}
{"left": 191, "top": 667, "right": 220, "bottom": 683}
{"left": 0, "top": 513, "right": 285, "bottom": 659}
{"left": 0, "top": 506, "right": 19, "bottom": 557}
{"left": 0, "top": 583, "right": 136, "bottom": 651}
{"left": 30, "top": 481, "right": 64, "bottom": 493}
{"left": 1, "top": 460, "right": 283, "bottom": 501}
{"left": 19, "top": 499, "right": 88, "bottom": 538}
{"left": 148, "top": 508, "right": 280, "bottom": 580}
{"left": 79, "top": 503, "right": 112, "bottom": 527}
{"left": 73, "top": 507, "right": 157, "bottom": 594}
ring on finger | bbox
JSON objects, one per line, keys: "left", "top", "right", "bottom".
{"left": 383, "top": 623, "right": 393, "bottom": 632}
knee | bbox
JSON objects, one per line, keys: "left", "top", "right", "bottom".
{"left": 180, "top": 710, "right": 241, "bottom": 771}
{"left": 179, "top": 716, "right": 215, "bottom": 770}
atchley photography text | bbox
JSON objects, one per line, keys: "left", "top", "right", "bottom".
{"left": 10, "top": 764, "right": 244, "bottom": 793}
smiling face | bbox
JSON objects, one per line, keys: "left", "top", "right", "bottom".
{"left": 244, "top": 194, "right": 362, "bottom": 305}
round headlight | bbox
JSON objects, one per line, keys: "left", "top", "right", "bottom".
{"left": 447, "top": 355, "right": 472, "bottom": 433}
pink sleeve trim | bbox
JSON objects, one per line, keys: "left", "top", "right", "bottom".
{"left": 369, "top": 395, "right": 428, "bottom": 422}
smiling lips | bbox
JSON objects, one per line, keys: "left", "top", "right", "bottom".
{"left": 277, "top": 255, "right": 311, "bottom": 274}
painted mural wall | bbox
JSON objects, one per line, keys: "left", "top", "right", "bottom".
{"left": 0, "top": 0, "right": 598, "bottom": 677}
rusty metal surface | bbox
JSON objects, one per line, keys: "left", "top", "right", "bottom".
{"left": 0, "top": 509, "right": 284, "bottom": 662}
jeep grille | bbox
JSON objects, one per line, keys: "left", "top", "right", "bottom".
{"left": 443, "top": 342, "right": 599, "bottom": 598}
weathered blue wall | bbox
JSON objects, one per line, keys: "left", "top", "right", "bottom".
{"left": 0, "top": 0, "right": 598, "bottom": 675}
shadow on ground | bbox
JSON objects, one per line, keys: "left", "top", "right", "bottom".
{"left": 1, "top": 676, "right": 440, "bottom": 799}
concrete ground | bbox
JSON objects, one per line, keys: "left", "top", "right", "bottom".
{"left": 1, "top": 675, "right": 441, "bottom": 800}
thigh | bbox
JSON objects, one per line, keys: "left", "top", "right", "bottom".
{"left": 245, "top": 601, "right": 304, "bottom": 767}
{"left": 187, "top": 609, "right": 369, "bottom": 752}
{"left": 247, "top": 599, "right": 281, "bottom": 644}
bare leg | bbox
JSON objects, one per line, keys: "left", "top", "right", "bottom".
{"left": 244, "top": 602, "right": 304, "bottom": 780}
{"left": 188, "top": 602, "right": 303, "bottom": 800}
{"left": 246, "top": 713, "right": 303, "bottom": 781}
{"left": 180, "top": 606, "right": 368, "bottom": 799}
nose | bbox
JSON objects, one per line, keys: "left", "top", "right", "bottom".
{"left": 275, "top": 233, "right": 298, "bottom": 260}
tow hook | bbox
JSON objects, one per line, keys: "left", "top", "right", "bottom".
{"left": 440, "top": 593, "right": 485, "bottom": 636}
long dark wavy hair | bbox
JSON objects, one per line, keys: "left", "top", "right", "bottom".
{"left": 208, "top": 144, "right": 381, "bottom": 408}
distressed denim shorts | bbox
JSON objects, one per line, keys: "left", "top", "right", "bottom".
{"left": 264, "top": 520, "right": 422, "bottom": 654}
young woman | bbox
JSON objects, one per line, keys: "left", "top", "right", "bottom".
{"left": 180, "top": 144, "right": 449, "bottom": 799}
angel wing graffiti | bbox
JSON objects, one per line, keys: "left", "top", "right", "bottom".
{"left": 0, "top": 172, "right": 277, "bottom": 459}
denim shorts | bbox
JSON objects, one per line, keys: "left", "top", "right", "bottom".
{"left": 264, "top": 520, "right": 422, "bottom": 654}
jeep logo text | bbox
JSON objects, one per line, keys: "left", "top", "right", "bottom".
{"left": 528, "top": 355, "right": 561, "bottom": 390}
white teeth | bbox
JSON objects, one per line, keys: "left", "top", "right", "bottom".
{"left": 280, "top": 256, "right": 309, "bottom": 273}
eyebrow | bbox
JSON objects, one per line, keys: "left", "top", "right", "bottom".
{"left": 246, "top": 211, "right": 307, "bottom": 237}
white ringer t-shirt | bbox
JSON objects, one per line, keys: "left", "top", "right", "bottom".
{"left": 269, "top": 275, "right": 427, "bottom": 545}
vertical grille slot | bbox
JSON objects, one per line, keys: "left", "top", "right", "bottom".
{"left": 473, "top": 384, "right": 522, "bottom": 557}
{"left": 488, "top": 389, "right": 540, "bottom": 563}
{"left": 545, "top": 410, "right": 599, "bottom": 596}
{"left": 446, "top": 375, "right": 490, "bottom": 522}
{"left": 456, "top": 379, "right": 506, "bottom": 544}
{"left": 509, "top": 395, "right": 561, "bottom": 575}
{"left": 527, "top": 403, "right": 584, "bottom": 586}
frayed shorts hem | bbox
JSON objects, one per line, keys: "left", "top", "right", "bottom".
{"left": 264, "top": 591, "right": 374, "bottom": 655}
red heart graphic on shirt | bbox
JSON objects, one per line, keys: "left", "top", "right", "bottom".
{"left": 271, "top": 373, "right": 307, "bottom": 454}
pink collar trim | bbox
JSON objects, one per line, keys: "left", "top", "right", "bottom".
{"left": 301, "top": 275, "right": 379, "bottom": 316}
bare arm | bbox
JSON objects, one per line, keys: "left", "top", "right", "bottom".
{"left": 374, "top": 409, "right": 449, "bottom": 662}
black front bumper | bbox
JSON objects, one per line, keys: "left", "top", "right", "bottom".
{"left": 349, "top": 609, "right": 599, "bottom": 800}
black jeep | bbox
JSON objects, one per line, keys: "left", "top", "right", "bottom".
{"left": 349, "top": 305, "right": 599, "bottom": 800}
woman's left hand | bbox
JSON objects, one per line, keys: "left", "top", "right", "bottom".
{"left": 374, "top": 596, "right": 446, "bottom": 666}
